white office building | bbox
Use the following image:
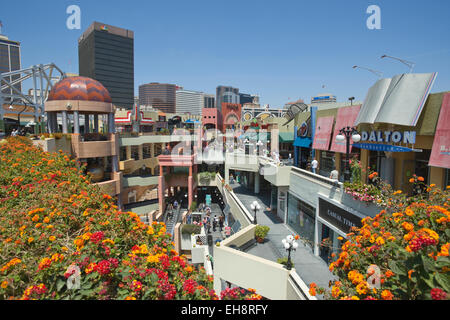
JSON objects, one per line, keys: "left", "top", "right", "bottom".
{"left": 176, "top": 89, "right": 204, "bottom": 115}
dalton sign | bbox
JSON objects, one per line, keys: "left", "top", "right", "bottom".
{"left": 360, "top": 130, "right": 416, "bottom": 144}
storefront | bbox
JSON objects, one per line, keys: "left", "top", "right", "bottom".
{"left": 315, "top": 195, "right": 364, "bottom": 264}
{"left": 287, "top": 193, "right": 316, "bottom": 249}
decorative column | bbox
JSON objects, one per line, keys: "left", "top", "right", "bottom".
{"left": 188, "top": 166, "right": 193, "bottom": 209}
{"left": 294, "top": 125, "right": 298, "bottom": 167}
{"left": 126, "top": 146, "right": 132, "bottom": 160}
{"left": 62, "top": 110, "right": 68, "bottom": 134}
{"left": 254, "top": 172, "right": 260, "bottom": 194}
{"left": 94, "top": 114, "right": 99, "bottom": 133}
{"left": 138, "top": 144, "right": 143, "bottom": 161}
{"left": 158, "top": 166, "right": 166, "bottom": 214}
{"left": 73, "top": 111, "right": 80, "bottom": 134}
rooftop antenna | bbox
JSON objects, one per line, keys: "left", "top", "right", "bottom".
{"left": 380, "top": 54, "right": 416, "bottom": 73}
{"left": 352, "top": 65, "right": 384, "bottom": 78}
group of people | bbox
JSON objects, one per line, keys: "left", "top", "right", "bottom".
{"left": 308, "top": 157, "right": 339, "bottom": 181}
{"left": 10, "top": 128, "right": 26, "bottom": 137}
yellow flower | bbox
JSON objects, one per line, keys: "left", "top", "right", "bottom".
{"left": 375, "top": 236, "right": 385, "bottom": 246}
{"left": 356, "top": 282, "right": 368, "bottom": 295}
{"left": 49, "top": 236, "right": 56, "bottom": 242}
{"left": 1, "top": 280, "right": 8, "bottom": 289}
{"left": 125, "top": 296, "right": 136, "bottom": 300}
{"left": 147, "top": 255, "right": 159, "bottom": 264}
{"left": 27, "top": 237, "right": 34, "bottom": 243}
{"left": 43, "top": 217, "right": 50, "bottom": 223}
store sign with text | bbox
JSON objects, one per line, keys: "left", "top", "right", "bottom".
{"left": 360, "top": 130, "right": 416, "bottom": 144}
{"left": 318, "top": 197, "right": 363, "bottom": 234}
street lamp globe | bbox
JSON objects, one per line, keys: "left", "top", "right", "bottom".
{"left": 336, "top": 134, "right": 345, "bottom": 142}
{"left": 352, "top": 133, "right": 361, "bottom": 143}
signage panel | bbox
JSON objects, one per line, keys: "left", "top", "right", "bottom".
{"left": 318, "top": 197, "right": 363, "bottom": 234}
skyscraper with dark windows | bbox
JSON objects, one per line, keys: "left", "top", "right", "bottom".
{"left": 0, "top": 34, "right": 21, "bottom": 95}
{"left": 139, "top": 83, "right": 176, "bottom": 113}
{"left": 78, "top": 22, "right": 134, "bottom": 109}
{"left": 216, "top": 85, "right": 239, "bottom": 112}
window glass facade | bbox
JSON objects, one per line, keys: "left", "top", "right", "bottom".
{"left": 143, "top": 144, "right": 151, "bottom": 159}
{"left": 287, "top": 193, "right": 315, "bottom": 248}
{"left": 319, "top": 151, "right": 335, "bottom": 177}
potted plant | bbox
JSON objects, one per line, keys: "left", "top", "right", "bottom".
{"left": 277, "top": 257, "right": 295, "bottom": 269}
{"left": 254, "top": 225, "right": 270, "bottom": 243}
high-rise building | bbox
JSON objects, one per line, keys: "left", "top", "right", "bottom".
{"left": 139, "top": 83, "right": 176, "bottom": 113}
{"left": 216, "top": 85, "right": 239, "bottom": 111}
{"left": 78, "top": 22, "right": 134, "bottom": 109}
{"left": 0, "top": 34, "right": 21, "bottom": 96}
{"left": 176, "top": 89, "right": 203, "bottom": 115}
{"left": 203, "top": 94, "right": 215, "bottom": 108}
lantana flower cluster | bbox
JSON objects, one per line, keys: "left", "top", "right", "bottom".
{"left": 310, "top": 179, "right": 449, "bottom": 300}
{"left": 0, "top": 137, "right": 260, "bottom": 300}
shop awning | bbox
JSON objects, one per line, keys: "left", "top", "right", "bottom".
{"left": 293, "top": 137, "right": 312, "bottom": 148}
{"left": 330, "top": 105, "right": 361, "bottom": 153}
{"left": 312, "top": 116, "right": 334, "bottom": 150}
{"left": 429, "top": 92, "right": 450, "bottom": 169}
{"left": 279, "top": 132, "right": 294, "bottom": 143}
{"left": 352, "top": 143, "right": 417, "bottom": 152}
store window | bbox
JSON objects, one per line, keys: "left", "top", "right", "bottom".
{"left": 131, "top": 146, "right": 139, "bottom": 160}
{"left": 120, "top": 147, "right": 127, "bottom": 161}
{"left": 446, "top": 169, "right": 450, "bottom": 188}
{"left": 319, "top": 151, "right": 335, "bottom": 178}
{"left": 143, "top": 144, "right": 151, "bottom": 159}
{"left": 287, "top": 194, "right": 315, "bottom": 248}
{"left": 415, "top": 149, "right": 431, "bottom": 184}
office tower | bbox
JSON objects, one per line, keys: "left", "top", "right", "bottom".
{"left": 203, "top": 94, "right": 215, "bottom": 108}
{"left": 78, "top": 22, "right": 134, "bottom": 109}
{"left": 139, "top": 83, "right": 176, "bottom": 113}
{"left": 216, "top": 85, "right": 239, "bottom": 111}
{"left": 176, "top": 89, "right": 203, "bottom": 115}
{"left": 0, "top": 34, "right": 21, "bottom": 95}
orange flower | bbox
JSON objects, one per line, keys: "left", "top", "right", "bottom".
{"left": 381, "top": 290, "right": 393, "bottom": 300}
{"left": 49, "top": 236, "right": 56, "bottom": 242}
{"left": 408, "top": 270, "right": 414, "bottom": 280}
{"left": 417, "top": 176, "right": 424, "bottom": 182}
{"left": 409, "top": 178, "right": 415, "bottom": 183}
{"left": 438, "top": 243, "right": 449, "bottom": 257}
{"left": 384, "top": 270, "right": 394, "bottom": 278}
{"left": 309, "top": 283, "right": 317, "bottom": 296}
{"left": 401, "top": 222, "right": 414, "bottom": 232}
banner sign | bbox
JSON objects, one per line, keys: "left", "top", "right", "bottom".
{"left": 318, "top": 197, "right": 362, "bottom": 234}
{"left": 429, "top": 93, "right": 450, "bottom": 169}
{"left": 353, "top": 143, "right": 415, "bottom": 152}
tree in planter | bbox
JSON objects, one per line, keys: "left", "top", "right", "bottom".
{"left": 277, "top": 257, "right": 295, "bottom": 269}
{"left": 255, "top": 225, "right": 270, "bottom": 243}
{"left": 190, "top": 201, "right": 197, "bottom": 212}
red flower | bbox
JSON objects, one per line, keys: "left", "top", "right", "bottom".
{"left": 95, "top": 260, "right": 111, "bottom": 275}
{"left": 183, "top": 279, "right": 198, "bottom": 295}
{"left": 90, "top": 231, "right": 104, "bottom": 244}
{"left": 430, "top": 288, "right": 447, "bottom": 300}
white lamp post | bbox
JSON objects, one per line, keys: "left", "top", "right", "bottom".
{"left": 281, "top": 235, "right": 299, "bottom": 270}
{"left": 250, "top": 200, "right": 261, "bottom": 225}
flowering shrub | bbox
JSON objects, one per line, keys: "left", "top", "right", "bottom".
{"left": 0, "top": 137, "right": 261, "bottom": 300}
{"left": 309, "top": 182, "right": 450, "bottom": 300}
{"left": 344, "top": 171, "right": 407, "bottom": 209}
{"left": 220, "top": 287, "right": 263, "bottom": 300}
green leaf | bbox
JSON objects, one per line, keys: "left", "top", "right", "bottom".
{"left": 435, "top": 256, "right": 450, "bottom": 268}
{"left": 388, "top": 260, "right": 406, "bottom": 276}
{"left": 56, "top": 278, "right": 66, "bottom": 292}
{"left": 435, "top": 273, "right": 450, "bottom": 292}
{"left": 422, "top": 256, "right": 436, "bottom": 273}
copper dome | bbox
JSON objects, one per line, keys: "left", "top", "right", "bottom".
{"left": 47, "top": 76, "right": 112, "bottom": 103}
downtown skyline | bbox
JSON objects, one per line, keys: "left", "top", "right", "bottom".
{"left": 1, "top": 0, "right": 450, "bottom": 107}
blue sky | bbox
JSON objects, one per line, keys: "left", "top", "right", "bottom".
{"left": 2, "top": 0, "right": 450, "bottom": 107}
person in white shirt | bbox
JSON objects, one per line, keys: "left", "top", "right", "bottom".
{"left": 329, "top": 168, "right": 339, "bottom": 180}
{"left": 311, "top": 158, "right": 319, "bottom": 174}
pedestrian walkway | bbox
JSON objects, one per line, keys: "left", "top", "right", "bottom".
{"left": 231, "top": 183, "right": 336, "bottom": 290}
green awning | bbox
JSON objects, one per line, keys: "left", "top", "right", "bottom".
{"left": 279, "top": 132, "right": 294, "bottom": 142}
